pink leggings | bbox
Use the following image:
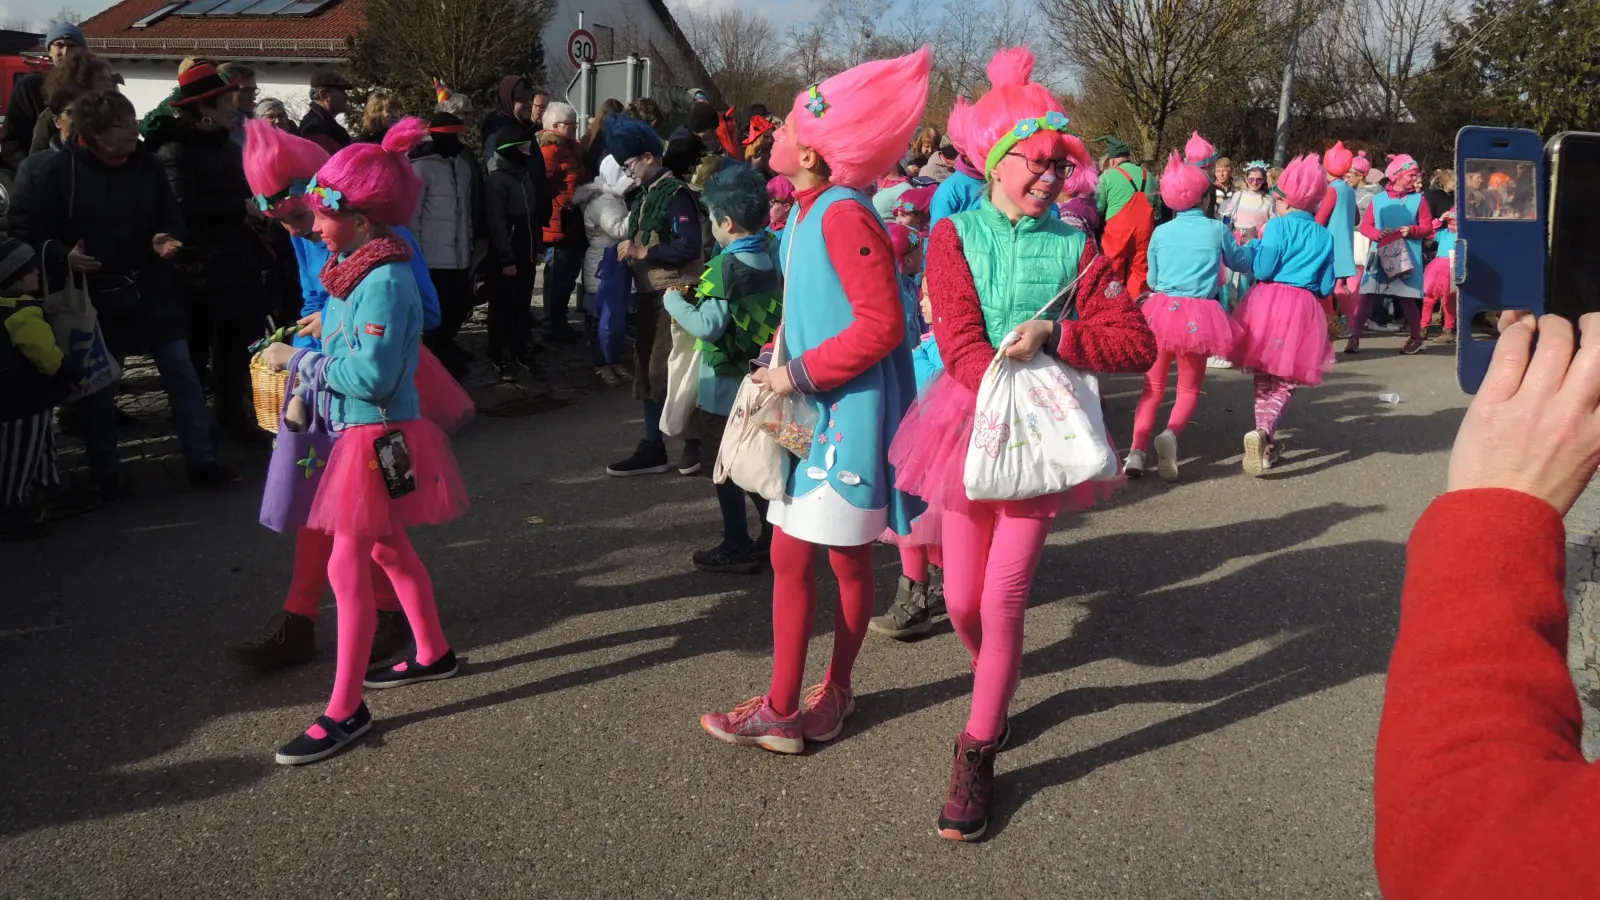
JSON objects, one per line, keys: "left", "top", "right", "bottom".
{"left": 1422, "top": 290, "right": 1457, "bottom": 332}
{"left": 284, "top": 527, "right": 400, "bottom": 618}
{"left": 767, "top": 526, "right": 874, "bottom": 716}
{"left": 942, "top": 500, "right": 1053, "bottom": 742}
{"left": 1130, "top": 350, "right": 1207, "bottom": 453}
{"left": 898, "top": 542, "right": 944, "bottom": 582}
{"left": 322, "top": 526, "right": 449, "bottom": 722}
{"left": 1254, "top": 373, "right": 1297, "bottom": 438}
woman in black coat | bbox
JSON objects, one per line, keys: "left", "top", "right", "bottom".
{"left": 7, "top": 89, "right": 238, "bottom": 495}
{"left": 145, "top": 63, "right": 270, "bottom": 439}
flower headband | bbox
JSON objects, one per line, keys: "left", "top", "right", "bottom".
{"left": 892, "top": 198, "right": 923, "bottom": 216}
{"left": 253, "top": 177, "right": 310, "bottom": 213}
{"left": 1245, "top": 160, "right": 1269, "bottom": 174}
{"left": 983, "top": 111, "right": 1072, "bottom": 178}
{"left": 805, "top": 84, "right": 828, "bottom": 118}
{"left": 304, "top": 175, "right": 345, "bottom": 212}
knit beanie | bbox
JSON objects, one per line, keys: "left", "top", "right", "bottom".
{"left": 0, "top": 238, "right": 38, "bottom": 292}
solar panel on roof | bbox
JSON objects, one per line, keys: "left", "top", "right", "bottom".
{"left": 174, "top": 0, "right": 232, "bottom": 14}
{"left": 234, "top": 0, "right": 299, "bottom": 13}
{"left": 273, "top": 0, "right": 336, "bottom": 14}
{"left": 132, "top": 1, "right": 183, "bottom": 25}
{"left": 207, "top": 0, "right": 273, "bottom": 14}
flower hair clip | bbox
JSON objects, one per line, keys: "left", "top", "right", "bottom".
{"left": 305, "top": 177, "right": 344, "bottom": 211}
{"left": 805, "top": 83, "right": 828, "bottom": 118}
{"left": 983, "top": 111, "right": 1074, "bottom": 178}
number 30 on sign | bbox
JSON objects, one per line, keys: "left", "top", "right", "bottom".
{"left": 567, "top": 29, "right": 596, "bottom": 68}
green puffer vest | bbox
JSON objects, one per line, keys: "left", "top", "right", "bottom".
{"left": 950, "top": 197, "right": 1087, "bottom": 344}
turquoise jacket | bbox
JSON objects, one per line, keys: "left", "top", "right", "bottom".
{"left": 1147, "top": 209, "right": 1255, "bottom": 299}
{"left": 662, "top": 234, "right": 774, "bottom": 417}
{"left": 928, "top": 171, "right": 984, "bottom": 231}
{"left": 1253, "top": 210, "right": 1336, "bottom": 297}
{"left": 294, "top": 260, "right": 423, "bottom": 426}
{"left": 291, "top": 226, "right": 438, "bottom": 350}
{"left": 1435, "top": 227, "right": 1457, "bottom": 258}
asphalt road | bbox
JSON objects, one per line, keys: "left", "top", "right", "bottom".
{"left": 0, "top": 337, "right": 1469, "bottom": 899}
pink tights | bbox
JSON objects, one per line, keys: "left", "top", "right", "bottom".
{"left": 322, "top": 525, "right": 449, "bottom": 723}
{"left": 284, "top": 527, "right": 400, "bottom": 618}
{"left": 898, "top": 542, "right": 943, "bottom": 582}
{"left": 1130, "top": 350, "right": 1207, "bottom": 452}
{"left": 942, "top": 500, "right": 1053, "bottom": 742}
{"left": 767, "top": 526, "right": 875, "bottom": 716}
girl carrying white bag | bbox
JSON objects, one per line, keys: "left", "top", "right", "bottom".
{"left": 963, "top": 287, "right": 1119, "bottom": 503}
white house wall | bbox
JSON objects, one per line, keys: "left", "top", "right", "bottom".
{"left": 109, "top": 59, "right": 330, "bottom": 120}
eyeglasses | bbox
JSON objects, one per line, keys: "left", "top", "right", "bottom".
{"left": 1006, "top": 152, "right": 1075, "bottom": 179}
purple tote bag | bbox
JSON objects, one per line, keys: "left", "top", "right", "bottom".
{"left": 259, "top": 351, "right": 337, "bottom": 533}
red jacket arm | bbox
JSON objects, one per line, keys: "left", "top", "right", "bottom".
{"left": 1375, "top": 489, "right": 1600, "bottom": 900}
{"left": 924, "top": 218, "right": 998, "bottom": 392}
{"left": 1358, "top": 202, "right": 1384, "bottom": 242}
{"left": 1314, "top": 184, "right": 1336, "bottom": 226}
{"left": 785, "top": 201, "right": 905, "bottom": 394}
{"left": 1409, "top": 197, "right": 1436, "bottom": 240}
{"left": 1050, "top": 240, "right": 1158, "bottom": 374}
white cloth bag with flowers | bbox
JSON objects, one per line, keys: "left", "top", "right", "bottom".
{"left": 962, "top": 286, "right": 1118, "bottom": 503}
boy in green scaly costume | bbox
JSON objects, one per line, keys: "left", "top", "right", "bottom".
{"left": 663, "top": 166, "right": 782, "bottom": 574}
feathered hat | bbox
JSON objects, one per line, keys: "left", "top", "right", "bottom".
{"left": 784, "top": 46, "right": 933, "bottom": 189}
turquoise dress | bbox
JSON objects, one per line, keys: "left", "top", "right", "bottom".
{"left": 1325, "top": 180, "right": 1358, "bottom": 280}
{"left": 768, "top": 186, "right": 924, "bottom": 547}
{"left": 1359, "top": 192, "right": 1425, "bottom": 299}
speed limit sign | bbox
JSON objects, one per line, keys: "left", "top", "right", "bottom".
{"left": 567, "top": 29, "right": 596, "bottom": 68}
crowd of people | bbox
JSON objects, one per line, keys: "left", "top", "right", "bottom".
{"left": 0, "top": 22, "right": 1515, "bottom": 855}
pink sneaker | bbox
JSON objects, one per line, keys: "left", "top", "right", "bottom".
{"left": 700, "top": 696, "right": 804, "bottom": 754}
{"left": 799, "top": 681, "right": 856, "bottom": 742}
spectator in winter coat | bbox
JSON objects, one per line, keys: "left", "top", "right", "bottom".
{"left": 2, "top": 20, "right": 85, "bottom": 169}
{"left": 483, "top": 126, "right": 550, "bottom": 382}
{"left": 8, "top": 90, "right": 237, "bottom": 496}
{"left": 298, "top": 71, "right": 352, "bottom": 154}
{"left": 256, "top": 98, "right": 297, "bottom": 135}
{"left": 538, "top": 101, "right": 586, "bottom": 343}
{"left": 480, "top": 76, "right": 545, "bottom": 161}
{"left": 146, "top": 63, "right": 270, "bottom": 441}
{"left": 33, "top": 52, "right": 114, "bottom": 156}
{"left": 409, "top": 112, "right": 479, "bottom": 376}
{"left": 573, "top": 155, "right": 634, "bottom": 384}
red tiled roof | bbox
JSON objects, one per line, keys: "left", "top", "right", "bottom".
{"left": 81, "top": 0, "right": 363, "bottom": 60}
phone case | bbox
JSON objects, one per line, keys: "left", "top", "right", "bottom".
{"left": 373, "top": 430, "right": 418, "bottom": 499}
{"left": 1454, "top": 126, "right": 1547, "bottom": 394}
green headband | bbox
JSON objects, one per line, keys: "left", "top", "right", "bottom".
{"left": 984, "top": 111, "right": 1072, "bottom": 178}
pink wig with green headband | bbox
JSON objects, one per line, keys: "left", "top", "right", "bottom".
{"left": 1159, "top": 132, "right": 1217, "bottom": 212}
{"left": 1275, "top": 153, "right": 1326, "bottom": 211}
{"left": 767, "top": 174, "right": 795, "bottom": 203}
{"left": 307, "top": 117, "right": 429, "bottom": 226}
{"left": 945, "top": 46, "right": 1098, "bottom": 198}
{"left": 1350, "top": 151, "right": 1371, "bottom": 175}
{"left": 1386, "top": 153, "right": 1421, "bottom": 191}
{"left": 1323, "top": 141, "right": 1354, "bottom": 178}
{"left": 242, "top": 117, "right": 329, "bottom": 217}
{"left": 886, "top": 221, "right": 921, "bottom": 270}
{"left": 781, "top": 46, "right": 932, "bottom": 190}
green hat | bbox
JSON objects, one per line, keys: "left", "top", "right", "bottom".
{"left": 1095, "top": 135, "right": 1132, "bottom": 159}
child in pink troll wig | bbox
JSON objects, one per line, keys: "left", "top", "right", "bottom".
{"left": 699, "top": 47, "right": 932, "bottom": 763}
{"left": 1349, "top": 153, "right": 1436, "bottom": 355}
{"left": 1124, "top": 132, "right": 1255, "bottom": 483}
{"left": 766, "top": 174, "right": 795, "bottom": 233}
{"left": 1320, "top": 141, "right": 1362, "bottom": 337}
{"left": 258, "top": 117, "right": 469, "bottom": 766}
{"left": 1226, "top": 153, "right": 1338, "bottom": 476}
{"left": 887, "top": 45, "right": 1155, "bottom": 841}
{"left": 229, "top": 118, "right": 472, "bottom": 677}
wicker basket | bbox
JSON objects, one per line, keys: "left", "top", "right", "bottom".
{"left": 250, "top": 353, "right": 290, "bottom": 433}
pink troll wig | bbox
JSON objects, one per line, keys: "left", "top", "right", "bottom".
{"left": 767, "top": 174, "right": 795, "bottom": 203}
{"left": 1277, "top": 153, "right": 1326, "bottom": 211}
{"left": 785, "top": 46, "right": 932, "bottom": 189}
{"left": 886, "top": 221, "right": 918, "bottom": 269}
{"left": 1350, "top": 151, "right": 1371, "bottom": 175}
{"left": 945, "top": 95, "right": 976, "bottom": 162}
{"left": 242, "top": 117, "right": 329, "bottom": 215}
{"left": 1323, "top": 141, "right": 1354, "bottom": 178}
{"left": 948, "top": 46, "right": 1098, "bottom": 198}
{"left": 1159, "top": 132, "right": 1216, "bottom": 211}
{"left": 309, "top": 116, "right": 428, "bottom": 227}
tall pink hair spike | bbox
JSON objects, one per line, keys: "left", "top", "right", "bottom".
{"left": 785, "top": 47, "right": 932, "bottom": 190}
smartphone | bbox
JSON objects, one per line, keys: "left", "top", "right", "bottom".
{"left": 1454, "top": 126, "right": 1547, "bottom": 393}
{"left": 1547, "top": 132, "right": 1600, "bottom": 326}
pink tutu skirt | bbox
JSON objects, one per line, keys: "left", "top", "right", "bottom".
{"left": 415, "top": 345, "right": 475, "bottom": 434}
{"left": 1228, "top": 282, "right": 1335, "bottom": 386}
{"left": 307, "top": 418, "right": 469, "bottom": 538}
{"left": 878, "top": 505, "right": 944, "bottom": 548}
{"left": 887, "top": 373, "right": 1117, "bottom": 521}
{"left": 1423, "top": 256, "right": 1453, "bottom": 300}
{"left": 1141, "top": 292, "right": 1241, "bottom": 357}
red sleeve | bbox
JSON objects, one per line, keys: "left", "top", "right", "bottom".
{"left": 1052, "top": 240, "right": 1158, "bottom": 374}
{"left": 1409, "top": 197, "right": 1436, "bottom": 240}
{"left": 785, "top": 200, "right": 905, "bottom": 394}
{"left": 1314, "top": 184, "right": 1336, "bottom": 226}
{"left": 1376, "top": 489, "right": 1599, "bottom": 900}
{"left": 924, "top": 218, "right": 997, "bottom": 392}
{"left": 1358, "top": 202, "right": 1384, "bottom": 242}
